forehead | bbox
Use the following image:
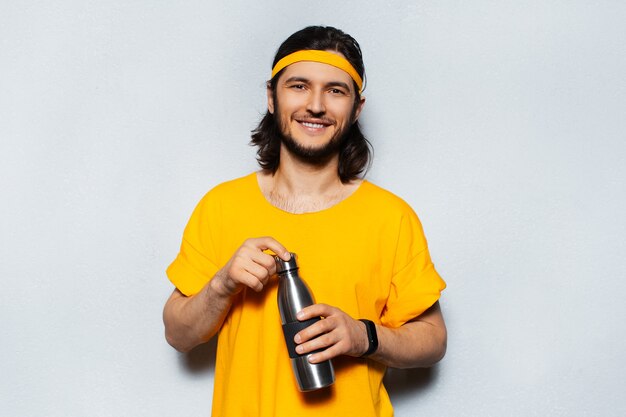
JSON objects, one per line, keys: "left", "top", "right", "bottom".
{"left": 278, "top": 60, "right": 354, "bottom": 87}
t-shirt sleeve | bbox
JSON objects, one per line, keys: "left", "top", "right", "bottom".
{"left": 166, "top": 192, "right": 221, "bottom": 296}
{"left": 380, "top": 208, "right": 446, "bottom": 328}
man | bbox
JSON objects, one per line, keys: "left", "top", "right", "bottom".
{"left": 163, "top": 26, "right": 447, "bottom": 417}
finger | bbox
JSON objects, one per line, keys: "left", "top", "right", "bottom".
{"left": 297, "top": 303, "right": 333, "bottom": 321}
{"left": 295, "top": 331, "right": 336, "bottom": 356}
{"left": 229, "top": 262, "right": 267, "bottom": 292}
{"left": 229, "top": 254, "right": 268, "bottom": 280}
{"left": 294, "top": 316, "right": 334, "bottom": 344}
{"left": 242, "top": 261, "right": 272, "bottom": 285}
{"left": 248, "top": 250, "right": 279, "bottom": 275}
{"left": 294, "top": 317, "right": 345, "bottom": 344}
{"left": 239, "top": 271, "right": 265, "bottom": 292}
{"left": 251, "top": 237, "right": 291, "bottom": 261}
{"left": 232, "top": 246, "right": 275, "bottom": 278}
{"left": 308, "top": 344, "right": 343, "bottom": 363}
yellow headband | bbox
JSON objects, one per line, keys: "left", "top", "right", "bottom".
{"left": 271, "top": 50, "right": 363, "bottom": 93}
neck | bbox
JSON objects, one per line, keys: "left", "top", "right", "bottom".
{"left": 274, "top": 148, "right": 342, "bottom": 196}
{"left": 258, "top": 149, "right": 361, "bottom": 214}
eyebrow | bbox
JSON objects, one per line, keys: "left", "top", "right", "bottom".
{"left": 283, "top": 76, "right": 352, "bottom": 91}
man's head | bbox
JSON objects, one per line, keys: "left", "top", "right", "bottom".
{"left": 251, "top": 26, "right": 372, "bottom": 182}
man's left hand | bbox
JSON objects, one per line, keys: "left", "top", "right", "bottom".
{"left": 293, "top": 304, "right": 370, "bottom": 363}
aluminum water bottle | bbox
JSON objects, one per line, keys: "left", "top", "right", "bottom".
{"left": 275, "top": 253, "right": 335, "bottom": 391}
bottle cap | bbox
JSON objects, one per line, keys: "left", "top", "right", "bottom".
{"left": 275, "top": 252, "right": 298, "bottom": 273}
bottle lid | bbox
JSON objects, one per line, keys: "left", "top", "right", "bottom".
{"left": 274, "top": 252, "right": 298, "bottom": 273}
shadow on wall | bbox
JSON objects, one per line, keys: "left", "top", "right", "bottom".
{"left": 384, "top": 366, "right": 440, "bottom": 401}
{"left": 179, "top": 337, "right": 218, "bottom": 373}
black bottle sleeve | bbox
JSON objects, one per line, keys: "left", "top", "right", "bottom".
{"left": 281, "top": 318, "right": 321, "bottom": 358}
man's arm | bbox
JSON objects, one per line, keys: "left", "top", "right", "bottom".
{"left": 369, "top": 302, "right": 446, "bottom": 368}
{"left": 163, "top": 237, "right": 290, "bottom": 353}
{"left": 162, "top": 273, "right": 236, "bottom": 353}
{"left": 293, "top": 301, "right": 446, "bottom": 369}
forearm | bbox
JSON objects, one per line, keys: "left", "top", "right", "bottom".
{"left": 369, "top": 302, "right": 447, "bottom": 369}
{"left": 163, "top": 270, "right": 235, "bottom": 353}
{"left": 163, "top": 238, "right": 291, "bottom": 353}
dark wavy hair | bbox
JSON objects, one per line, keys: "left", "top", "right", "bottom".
{"left": 250, "top": 26, "right": 372, "bottom": 183}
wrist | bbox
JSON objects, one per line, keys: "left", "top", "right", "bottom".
{"left": 359, "top": 319, "right": 379, "bottom": 357}
{"left": 209, "top": 270, "right": 239, "bottom": 298}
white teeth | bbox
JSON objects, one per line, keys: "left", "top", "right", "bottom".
{"left": 301, "top": 122, "right": 325, "bottom": 129}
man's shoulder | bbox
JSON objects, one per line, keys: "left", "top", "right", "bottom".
{"left": 194, "top": 172, "right": 257, "bottom": 208}
{"left": 359, "top": 180, "right": 416, "bottom": 215}
{"left": 208, "top": 172, "right": 256, "bottom": 195}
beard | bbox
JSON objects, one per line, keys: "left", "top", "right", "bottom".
{"left": 279, "top": 126, "right": 346, "bottom": 166}
{"left": 274, "top": 109, "right": 355, "bottom": 167}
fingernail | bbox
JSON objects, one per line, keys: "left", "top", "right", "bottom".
{"left": 294, "top": 334, "right": 301, "bottom": 343}
{"left": 296, "top": 311, "right": 304, "bottom": 319}
{"left": 308, "top": 355, "right": 316, "bottom": 363}
{"left": 296, "top": 345, "right": 303, "bottom": 353}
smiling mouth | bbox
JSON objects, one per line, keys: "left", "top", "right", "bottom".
{"left": 296, "top": 117, "right": 334, "bottom": 130}
{"left": 300, "top": 121, "right": 326, "bottom": 129}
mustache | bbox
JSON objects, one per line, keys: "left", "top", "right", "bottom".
{"left": 292, "top": 112, "right": 335, "bottom": 125}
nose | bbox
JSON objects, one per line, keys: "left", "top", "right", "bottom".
{"left": 306, "top": 89, "right": 326, "bottom": 115}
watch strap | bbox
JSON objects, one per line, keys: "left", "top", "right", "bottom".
{"left": 359, "top": 319, "right": 379, "bottom": 357}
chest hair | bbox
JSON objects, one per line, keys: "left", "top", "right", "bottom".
{"left": 266, "top": 190, "right": 349, "bottom": 214}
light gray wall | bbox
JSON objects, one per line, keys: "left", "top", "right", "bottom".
{"left": 1, "top": 1, "right": 624, "bottom": 416}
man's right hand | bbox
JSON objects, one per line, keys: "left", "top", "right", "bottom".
{"left": 164, "top": 237, "right": 290, "bottom": 352}
{"left": 213, "top": 237, "right": 291, "bottom": 296}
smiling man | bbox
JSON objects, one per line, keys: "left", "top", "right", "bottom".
{"left": 163, "top": 26, "right": 447, "bottom": 417}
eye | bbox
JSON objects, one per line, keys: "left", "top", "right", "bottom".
{"left": 289, "top": 83, "right": 306, "bottom": 90}
{"left": 329, "top": 88, "right": 347, "bottom": 96}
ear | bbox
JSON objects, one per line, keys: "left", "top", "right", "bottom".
{"left": 352, "top": 95, "right": 366, "bottom": 121}
{"left": 267, "top": 84, "right": 275, "bottom": 114}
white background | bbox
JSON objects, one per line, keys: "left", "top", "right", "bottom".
{"left": 1, "top": 1, "right": 625, "bottom": 416}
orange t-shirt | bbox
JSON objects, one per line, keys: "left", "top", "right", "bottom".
{"left": 167, "top": 173, "right": 445, "bottom": 417}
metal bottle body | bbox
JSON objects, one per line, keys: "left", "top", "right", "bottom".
{"left": 276, "top": 254, "right": 335, "bottom": 391}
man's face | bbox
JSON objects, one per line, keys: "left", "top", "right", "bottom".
{"left": 268, "top": 56, "right": 365, "bottom": 164}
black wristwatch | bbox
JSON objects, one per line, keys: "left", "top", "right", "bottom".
{"left": 359, "top": 319, "right": 379, "bottom": 357}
